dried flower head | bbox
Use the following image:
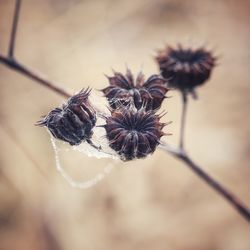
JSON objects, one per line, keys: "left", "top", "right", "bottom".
{"left": 102, "top": 69, "right": 169, "bottom": 111}
{"left": 104, "top": 107, "right": 167, "bottom": 161}
{"left": 37, "top": 88, "right": 97, "bottom": 146}
{"left": 155, "top": 45, "right": 216, "bottom": 93}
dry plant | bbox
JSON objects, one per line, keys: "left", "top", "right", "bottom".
{"left": 0, "top": 0, "right": 249, "bottom": 223}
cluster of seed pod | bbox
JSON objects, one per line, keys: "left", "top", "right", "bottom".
{"left": 38, "top": 44, "right": 216, "bottom": 161}
{"left": 101, "top": 69, "right": 169, "bottom": 161}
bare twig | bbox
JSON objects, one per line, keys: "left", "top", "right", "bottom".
{"left": 159, "top": 143, "right": 250, "bottom": 222}
{"left": 171, "top": 88, "right": 250, "bottom": 222}
{"left": 0, "top": 0, "right": 71, "bottom": 99}
{"left": 8, "top": 0, "right": 21, "bottom": 58}
{"left": 0, "top": 0, "right": 249, "bottom": 222}
{"left": 179, "top": 92, "right": 187, "bottom": 150}
{"left": 0, "top": 55, "right": 71, "bottom": 98}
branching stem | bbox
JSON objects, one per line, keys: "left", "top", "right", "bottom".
{"left": 0, "top": 0, "right": 249, "bottom": 223}
{"left": 0, "top": 56, "right": 71, "bottom": 98}
{"left": 159, "top": 143, "right": 250, "bottom": 222}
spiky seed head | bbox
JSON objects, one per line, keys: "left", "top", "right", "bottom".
{"left": 155, "top": 45, "right": 216, "bottom": 93}
{"left": 104, "top": 107, "right": 166, "bottom": 161}
{"left": 37, "top": 88, "right": 96, "bottom": 146}
{"left": 101, "top": 69, "right": 169, "bottom": 111}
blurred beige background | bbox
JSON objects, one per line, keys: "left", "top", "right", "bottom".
{"left": 0, "top": 0, "right": 250, "bottom": 250}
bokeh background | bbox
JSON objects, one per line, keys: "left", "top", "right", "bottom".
{"left": 0, "top": 0, "right": 250, "bottom": 249}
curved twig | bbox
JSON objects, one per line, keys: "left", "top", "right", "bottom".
{"left": 159, "top": 143, "right": 250, "bottom": 222}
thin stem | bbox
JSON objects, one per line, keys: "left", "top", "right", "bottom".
{"left": 0, "top": 56, "right": 71, "bottom": 98}
{"left": 179, "top": 92, "right": 187, "bottom": 150}
{"left": 1, "top": 0, "right": 71, "bottom": 99}
{"left": 160, "top": 143, "right": 250, "bottom": 222}
{"left": 8, "top": 0, "right": 21, "bottom": 58}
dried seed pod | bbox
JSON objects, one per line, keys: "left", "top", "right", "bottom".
{"left": 101, "top": 69, "right": 169, "bottom": 111}
{"left": 37, "top": 88, "right": 97, "bottom": 146}
{"left": 104, "top": 107, "right": 167, "bottom": 161}
{"left": 155, "top": 45, "right": 216, "bottom": 93}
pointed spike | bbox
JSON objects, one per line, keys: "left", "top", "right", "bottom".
{"left": 35, "top": 119, "right": 46, "bottom": 127}
{"left": 163, "top": 132, "right": 173, "bottom": 136}
{"left": 96, "top": 124, "right": 106, "bottom": 128}
{"left": 104, "top": 73, "right": 111, "bottom": 79}
{"left": 86, "top": 139, "right": 102, "bottom": 151}
{"left": 98, "top": 112, "right": 108, "bottom": 120}
{"left": 125, "top": 63, "right": 129, "bottom": 71}
{"left": 158, "top": 111, "right": 168, "bottom": 119}
{"left": 161, "top": 121, "right": 173, "bottom": 127}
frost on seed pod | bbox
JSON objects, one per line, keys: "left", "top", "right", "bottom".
{"left": 155, "top": 45, "right": 216, "bottom": 93}
{"left": 37, "top": 88, "right": 97, "bottom": 146}
{"left": 101, "top": 69, "right": 169, "bottom": 111}
{"left": 104, "top": 107, "right": 167, "bottom": 161}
